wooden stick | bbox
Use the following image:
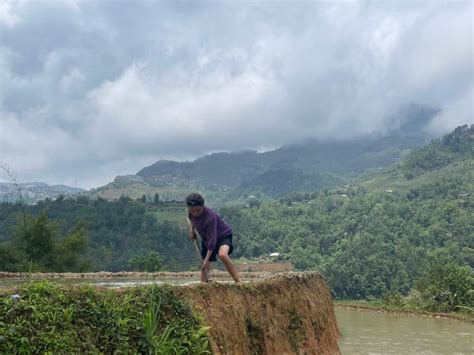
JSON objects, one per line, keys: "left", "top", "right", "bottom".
{"left": 186, "top": 215, "right": 210, "bottom": 281}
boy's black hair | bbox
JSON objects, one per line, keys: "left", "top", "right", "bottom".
{"left": 186, "top": 193, "right": 205, "bottom": 206}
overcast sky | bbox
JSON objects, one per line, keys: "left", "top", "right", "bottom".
{"left": 0, "top": 0, "right": 472, "bottom": 188}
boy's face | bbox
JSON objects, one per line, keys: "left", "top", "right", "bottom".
{"left": 188, "top": 206, "right": 204, "bottom": 217}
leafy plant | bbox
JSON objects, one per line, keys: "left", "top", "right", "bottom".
{"left": 0, "top": 282, "right": 210, "bottom": 354}
{"left": 414, "top": 260, "right": 474, "bottom": 313}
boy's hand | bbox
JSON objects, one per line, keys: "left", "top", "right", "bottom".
{"left": 188, "top": 228, "right": 196, "bottom": 241}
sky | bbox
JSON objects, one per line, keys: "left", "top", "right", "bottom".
{"left": 0, "top": 0, "right": 472, "bottom": 189}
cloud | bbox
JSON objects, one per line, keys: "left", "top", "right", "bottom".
{"left": 0, "top": 0, "right": 472, "bottom": 188}
{"left": 0, "top": 0, "right": 22, "bottom": 29}
{"left": 428, "top": 86, "right": 474, "bottom": 134}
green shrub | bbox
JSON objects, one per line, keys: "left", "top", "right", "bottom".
{"left": 0, "top": 281, "right": 210, "bottom": 354}
{"left": 128, "top": 251, "right": 165, "bottom": 272}
{"left": 414, "top": 260, "right": 474, "bottom": 313}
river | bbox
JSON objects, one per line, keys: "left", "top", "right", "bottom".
{"left": 336, "top": 308, "right": 473, "bottom": 354}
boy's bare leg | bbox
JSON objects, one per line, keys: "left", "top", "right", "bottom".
{"left": 218, "top": 245, "right": 240, "bottom": 283}
{"left": 201, "top": 263, "right": 211, "bottom": 282}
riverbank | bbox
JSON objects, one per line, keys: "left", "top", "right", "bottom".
{"left": 335, "top": 300, "right": 474, "bottom": 324}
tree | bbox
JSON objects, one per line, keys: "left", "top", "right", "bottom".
{"left": 414, "top": 260, "right": 474, "bottom": 312}
{"left": 0, "top": 244, "right": 18, "bottom": 271}
{"left": 127, "top": 251, "right": 164, "bottom": 272}
{"left": 17, "top": 213, "right": 57, "bottom": 270}
{"left": 8, "top": 213, "right": 89, "bottom": 272}
{"left": 55, "top": 220, "right": 89, "bottom": 272}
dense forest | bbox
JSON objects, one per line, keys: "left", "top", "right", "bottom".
{"left": 0, "top": 125, "right": 472, "bottom": 309}
{"left": 0, "top": 197, "right": 196, "bottom": 272}
{"left": 219, "top": 125, "right": 473, "bottom": 304}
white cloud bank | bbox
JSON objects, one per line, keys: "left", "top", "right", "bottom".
{"left": 0, "top": 0, "right": 472, "bottom": 188}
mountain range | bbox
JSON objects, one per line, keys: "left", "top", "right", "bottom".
{"left": 3, "top": 104, "right": 451, "bottom": 205}
{"left": 0, "top": 182, "right": 85, "bottom": 204}
{"left": 92, "top": 104, "right": 440, "bottom": 203}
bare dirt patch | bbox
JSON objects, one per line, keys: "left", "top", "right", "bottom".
{"left": 176, "top": 272, "right": 340, "bottom": 354}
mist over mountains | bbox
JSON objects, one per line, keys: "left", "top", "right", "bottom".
{"left": 2, "top": 103, "right": 465, "bottom": 205}
{"left": 134, "top": 104, "right": 440, "bottom": 198}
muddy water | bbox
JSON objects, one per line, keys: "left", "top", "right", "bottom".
{"left": 336, "top": 308, "right": 473, "bottom": 354}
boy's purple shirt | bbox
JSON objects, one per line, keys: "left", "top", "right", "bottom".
{"left": 189, "top": 206, "right": 232, "bottom": 251}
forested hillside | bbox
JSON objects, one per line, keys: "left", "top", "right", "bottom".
{"left": 220, "top": 125, "right": 473, "bottom": 298}
{"left": 0, "top": 125, "right": 472, "bottom": 305}
{"left": 0, "top": 197, "right": 195, "bottom": 272}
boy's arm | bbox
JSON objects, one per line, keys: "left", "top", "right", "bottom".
{"left": 203, "top": 250, "right": 213, "bottom": 265}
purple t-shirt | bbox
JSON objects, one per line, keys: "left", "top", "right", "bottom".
{"left": 189, "top": 206, "right": 232, "bottom": 250}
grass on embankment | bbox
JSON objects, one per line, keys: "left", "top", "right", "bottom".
{"left": 335, "top": 300, "right": 474, "bottom": 324}
{"left": 0, "top": 281, "right": 210, "bottom": 354}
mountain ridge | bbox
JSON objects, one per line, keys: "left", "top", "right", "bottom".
{"left": 0, "top": 182, "right": 85, "bottom": 204}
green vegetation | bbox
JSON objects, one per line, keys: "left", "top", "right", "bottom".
{"left": 128, "top": 251, "right": 164, "bottom": 272}
{"left": 346, "top": 259, "right": 474, "bottom": 317}
{"left": 0, "top": 197, "right": 196, "bottom": 272}
{"left": 231, "top": 169, "right": 347, "bottom": 199}
{"left": 153, "top": 201, "right": 188, "bottom": 223}
{"left": 359, "top": 124, "right": 473, "bottom": 191}
{"left": 245, "top": 317, "right": 265, "bottom": 354}
{"left": 0, "top": 125, "right": 472, "bottom": 316}
{"left": 0, "top": 281, "right": 209, "bottom": 354}
{"left": 402, "top": 124, "right": 473, "bottom": 179}
{"left": 89, "top": 180, "right": 225, "bottom": 208}
{"left": 220, "top": 125, "right": 473, "bottom": 311}
{"left": 288, "top": 311, "right": 304, "bottom": 352}
{"left": 412, "top": 259, "right": 473, "bottom": 313}
{"left": 0, "top": 213, "right": 89, "bottom": 272}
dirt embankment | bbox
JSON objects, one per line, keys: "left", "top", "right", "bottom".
{"left": 176, "top": 273, "right": 340, "bottom": 355}
{"left": 0, "top": 272, "right": 341, "bottom": 353}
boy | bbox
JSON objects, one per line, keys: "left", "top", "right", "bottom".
{"left": 186, "top": 193, "right": 240, "bottom": 283}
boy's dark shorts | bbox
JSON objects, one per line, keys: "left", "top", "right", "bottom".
{"left": 201, "top": 235, "right": 234, "bottom": 262}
